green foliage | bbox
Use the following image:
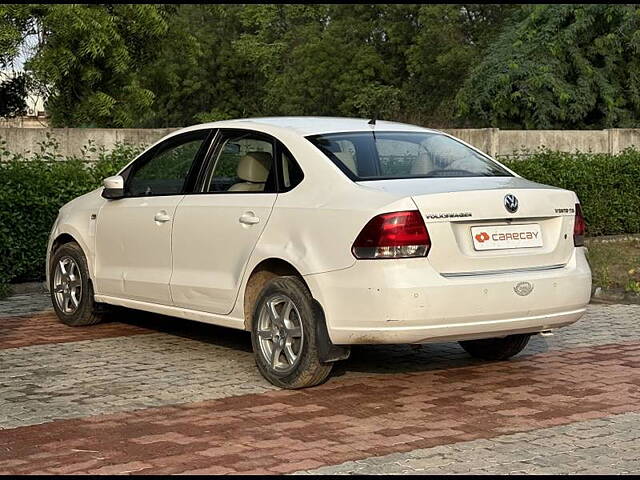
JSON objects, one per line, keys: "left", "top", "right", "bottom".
{"left": 9, "top": 4, "right": 512, "bottom": 128}
{"left": 405, "top": 4, "right": 519, "bottom": 125}
{"left": 0, "top": 5, "right": 33, "bottom": 118}
{"left": 4, "top": 5, "right": 640, "bottom": 128}
{"left": 457, "top": 5, "right": 640, "bottom": 128}
{"left": 0, "top": 137, "right": 142, "bottom": 297}
{"left": 25, "top": 4, "right": 171, "bottom": 127}
{"left": 0, "top": 73, "right": 28, "bottom": 118}
{"left": 234, "top": 4, "right": 397, "bottom": 118}
{"left": 0, "top": 4, "right": 32, "bottom": 67}
{"left": 585, "top": 238, "right": 640, "bottom": 293}
{"left": 138, "top": 4, "right": 258, "bottom": 126}
{"left": 225, "top": 4, "right": 513, "bottom": 124}
{"left": 501, "top": 148, "right": 640, "bottom": 236}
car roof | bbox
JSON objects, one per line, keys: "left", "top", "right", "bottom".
{"left": 188, "top": 116, "right": 441, "bottom": 136}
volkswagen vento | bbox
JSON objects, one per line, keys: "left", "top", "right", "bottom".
{"left": 47, "top": 117, "right": 592, "bottom": 388}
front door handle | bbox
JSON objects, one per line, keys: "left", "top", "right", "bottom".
{"left": 239, "top": 212, "right": 260, "bottom": 225}
{"left": 154, "top": 211, "right": 171, "bottom": 223}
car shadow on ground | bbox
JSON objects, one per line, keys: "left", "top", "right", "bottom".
{"left": 111, "top": 306, "right": 551, "bottom": 379}
{"left": 108, "top": 306, "right": 255, "bottom": 353}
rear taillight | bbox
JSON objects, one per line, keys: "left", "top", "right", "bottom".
{"left": 352, "top": 210, "right": 431, "bottom": 259}
{"left": 573, "top": 203, "right": 585, "bottom": 247}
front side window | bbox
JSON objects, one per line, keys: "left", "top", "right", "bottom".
{"left": 205, "top": 132, "right": 276, "bottom": 193}
{"left": 126, "top": 131, "right": 208, "bottom": 196}
{"left": 307, "top": 131, "right": 512, "bottom": 180}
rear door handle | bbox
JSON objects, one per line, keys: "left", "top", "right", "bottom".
{"left": 154, "top": 211, "right": 171, "bottom": 223}
{"left": 239, "top": 212, "right": 260, "bottom": 225}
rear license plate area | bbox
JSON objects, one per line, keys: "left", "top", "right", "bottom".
{"left": 471, "top": 224, "right": 543, "bottom": 251}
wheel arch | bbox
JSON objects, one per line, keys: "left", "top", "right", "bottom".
{"left": 241, "top": 257, "right": 350, "bottom": 364}
{"left": 51, "top": 233, "right": 77, "bottom": 254}
{"left": 242, "top": 257, "right": 311, "bottom": 331}
{"left": 47, "top": 227, "right": 95, "bottom": 291}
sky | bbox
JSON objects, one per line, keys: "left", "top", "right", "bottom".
{"left": 11, "top": 32, "right": 38, "bottom": 72}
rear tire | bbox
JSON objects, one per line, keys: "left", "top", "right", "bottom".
{"left": 459, "top": 334, "right": 531, "bottom": 361}
{"left": 50, "top": 242, "right": 104, "bottom": 327}
{"left": 251, "top": 276, "right": 333, "bottom": 389}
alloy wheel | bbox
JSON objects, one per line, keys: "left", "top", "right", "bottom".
{"left": 256, "top": 294, "right": 304, "bottom": 374}
{"left": 53, "top": 256, "right": 82, "bottom": 314}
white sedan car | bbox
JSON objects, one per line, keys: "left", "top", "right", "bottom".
{"left": 46, "top": 117, "right": 592, "bottom": 388}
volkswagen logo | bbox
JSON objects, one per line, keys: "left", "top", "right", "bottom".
{"left": 514, "top": 281, "right": 533, "bottom": 296}
{"left": 504, "top": 194, "right": 519, "bottom": 213}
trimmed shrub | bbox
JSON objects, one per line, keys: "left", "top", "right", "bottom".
{"left": 0, "top": 137, "right": 142, "bottom": 297}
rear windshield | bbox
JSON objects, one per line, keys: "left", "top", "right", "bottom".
{"left": 307, "top": 131, "right": 512, "bottom": 180}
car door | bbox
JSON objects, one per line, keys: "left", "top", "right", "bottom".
{"left": 170, "top": 129, "right": 279, "bottom": 314}
{"left": 94, "top": 129, "right": 212, "bottom": 305}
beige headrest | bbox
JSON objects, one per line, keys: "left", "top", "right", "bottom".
{"left": 334, "top": 151, "right": 358, "bottom": 175}
{"left": 237, "top": 152, "right": 272, "bottom": 183}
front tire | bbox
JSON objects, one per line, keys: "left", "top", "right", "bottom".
{"left": 50, "top": 242, "right": 104, "bottom": 327}
{"left": 459, "top": 334, "right": 531, "bottom": 361}
{"left": 251, "top": 276, "right": 333, "bottom": 389}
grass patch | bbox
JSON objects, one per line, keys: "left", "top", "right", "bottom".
{"left": 585, "top": 238, "right": 640, "bottom": 293}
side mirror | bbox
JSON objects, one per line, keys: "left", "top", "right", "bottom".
{"left": 102, "top": 175, "right": 125, "bottom": 199}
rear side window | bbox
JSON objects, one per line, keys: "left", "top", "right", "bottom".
{"left": 203, "top": 131, "right": 277, "bottom": 193}
{"left": 307, "top": 131, "right": 512, "bottom": 180}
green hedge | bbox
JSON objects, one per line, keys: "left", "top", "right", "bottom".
{"left": 0, "top": 140, "right": 638, "bottom": 298}
{"left": 501, "top": 148, "right": 640, "bottom": 237}
{"left": 0, "top": 137, "right": 140, "bottom": 297}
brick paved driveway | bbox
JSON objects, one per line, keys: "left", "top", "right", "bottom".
{"left": 0, "top": 294, "right": 638, "bottom": 474}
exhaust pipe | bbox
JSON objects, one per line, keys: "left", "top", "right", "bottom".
{"left": 539, "top": 330, "right": 554, "bottom": 337}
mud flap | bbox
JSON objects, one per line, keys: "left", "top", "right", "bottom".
{"left": 313, "top": 300, "right": 350, "bottom": 363}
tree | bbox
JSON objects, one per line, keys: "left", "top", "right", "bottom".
{"left": 25, "top": 4, "right": 171, "bottom": 127}
{"left": 10, "top": 4, "right": 639, "bottom": 130}
{"left": 0, "top": 73, "right": 28, "bottom": 118}
{"left": 1, "top": 4, "right": 519, "bottom": 127}
{"left": 143, "top": 4, "right": 407, "bottom": 124}
{"left": 405, "top": 4, "right": 518, "bottom": 126}
{"left": 0, "top": 5, "right": 32, "bottom": 118}
{"left": 223, "top": 4, "right": 515, "bottom": 124}
{"left": 138, "top": 4, "right": 262, "bottom": 126}
{"left": 456, "top": 4, "right": 640, "bottom": 128}
{"left": 233, "top": 4, "right": 405, "bottom": 119}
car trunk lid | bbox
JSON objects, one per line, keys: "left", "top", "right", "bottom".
{"left": 357, "top": 177, "right": 578, "bottom": 275}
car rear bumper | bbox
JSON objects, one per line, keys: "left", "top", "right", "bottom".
{"left": 304, "top": 248, "right": 592, "bottom": 345}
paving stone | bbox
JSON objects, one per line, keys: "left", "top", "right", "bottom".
{"left": 0, "top": 292, "right": 638, "bottom": 474}
{"left": 0, "top": 310, "right": 152, "bottom": 350}
{"left": 304, "top": 412, "right": 640, "bottom": 475}
{"left": 0, "top": 301, "right": 634, "bottom": 431}
{"left": 1, "top": 339, "right": 639, "bottom": 474}
{"left": 0, "top": 293, "right": 52, "bottom": 317}
{"left": 0, "top": 333, "right": 276, "bottom": 429}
